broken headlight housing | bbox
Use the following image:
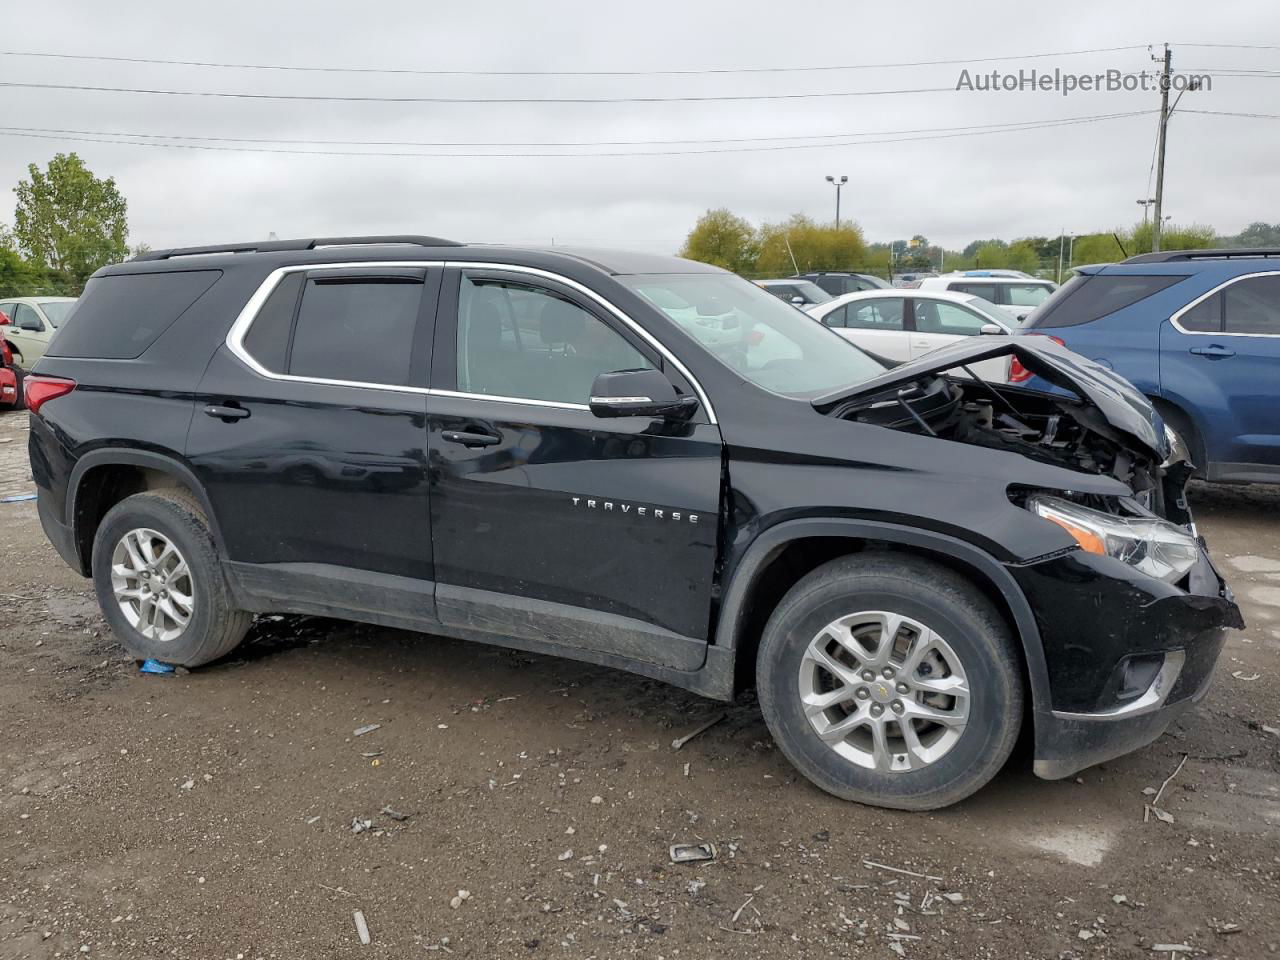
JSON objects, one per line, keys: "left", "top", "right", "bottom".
{"left": 1027, "top": 494, "right": 1199, "bottom": 584}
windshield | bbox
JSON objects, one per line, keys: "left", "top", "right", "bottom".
{"left": 38, "top": 301, "right": 76, "bottom": 327}
{"left": 620, "top": 273, "right": 885, "bottom": 398}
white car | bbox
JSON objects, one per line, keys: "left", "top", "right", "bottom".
{"left": 912, "top": 276, "right": 1056, "bottom": 322}
{"left": 805, "top": 289, "right": 1016, "bottom": 381}
{"left": 0, "top": 296, "right": 78, "bottom": 369}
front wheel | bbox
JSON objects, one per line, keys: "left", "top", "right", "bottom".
{"left": 757, "top": 553, "right": 1024, "bottom": 810}
{"left": 91, "top": 491, "right": 252, "bottom": 667}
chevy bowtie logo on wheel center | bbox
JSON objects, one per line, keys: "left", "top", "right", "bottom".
{"left": 570, "top": 496, "right": 699, "bottom": 524}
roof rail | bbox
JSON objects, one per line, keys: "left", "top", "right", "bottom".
{"left": 133, "top": 235, "right": 464, "bottom": 261}
{"left": 1123, "top": 247, "right": 1280, "bottom": 265}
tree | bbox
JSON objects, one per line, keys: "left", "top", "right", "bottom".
{"left": 678, "top": 208, "right": 758, "bottom": 274}
{"left": 1005, "top": 241, "right": 1040, "bottom": 275}
{"left": 1219, "top": 221, "right": 1280, "bottom": 247}
{"left": 13, "top": 153, "right": 129, "bottom": 290}
{"left": 755, "top": 214, "right": 867, "bottom": 275}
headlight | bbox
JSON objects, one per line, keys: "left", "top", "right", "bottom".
{"left": 1027, "top": 494, "right": 1199, "bottom": 584}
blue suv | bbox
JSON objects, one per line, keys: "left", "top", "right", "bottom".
{"left": 1018, "top": 249, "right": 1280, "bottom": 484}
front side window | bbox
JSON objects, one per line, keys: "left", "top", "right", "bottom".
{"left": 289, "top": 277, "right": 422, "bottom": 384}
{"left": 621, "top": 273, "right": 884, "bottom": 399}
{"left": 1223, "top": 274, "right": 1280, "bottom": 335}
{"left": 12, "top": 304, "right": 44, "bottom": 332}
{"left": 457, "top": 275, "right": 652, "bottom": 405}
{"left": 1006, "top": 283, "right": 1055, "bottom": 307}
{"left": 847, "top": 299, "right": 905, "bottom": 331}
{"left": 913, "top": 300, "right": 989, "bottom": 336}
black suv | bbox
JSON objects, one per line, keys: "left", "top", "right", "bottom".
{"left": 27, "top": 236, "right": 1241, "bottom": 810}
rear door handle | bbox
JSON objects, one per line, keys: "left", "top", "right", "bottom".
{"left": 1189, "top": 345, "right": 1235, "bottom": 359}
{"left": 204, "top": 404, "right": 250, "bottom": 421}
{"left": 441, "top": 429, "right": 501, "bottom": 448}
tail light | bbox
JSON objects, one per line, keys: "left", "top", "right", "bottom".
{"left": 1008, "top": 335, "right": 1064, "bottom": 383}
{"left": 0, "top": 338, "right": 10, "bottom": 367}
{"left": 23, "top": 375, "right": 77, "bottom": 414}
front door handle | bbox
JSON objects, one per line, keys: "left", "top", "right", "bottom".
{"left": 441, "top": 429, "right": 501, "bottom": 448}
{"left": 204, "top": 403, "right": 250, "bottom": 421}
{"left": 1189, "top": 344, "right": 1235, "bottom": 359}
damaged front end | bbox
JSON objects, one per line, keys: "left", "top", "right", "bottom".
{"left": 813, "top": 336, "right": 1192, "bottom": 523}
{"left": 815, "top": 335, "right": 1243, "bottom": 778}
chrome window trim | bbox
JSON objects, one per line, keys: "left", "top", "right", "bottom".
{"left": 224, "top": 260, "right": 716, "bottom": 422}
{"left": 1169, "top": 270, "right": 1280, "bottom": 338}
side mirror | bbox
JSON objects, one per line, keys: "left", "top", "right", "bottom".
{"left": 979, "top": 323, "right": 1007, "bottom": 336}
{"left": 790, "top": 296, "right": 806, "bottom": 306}
{"left": 589, "top": 369, "right": 698, "bottom": 420}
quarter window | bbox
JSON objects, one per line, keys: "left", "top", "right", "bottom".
{"left": 820, "top": 306, "right": 847, "bottom": 328}
{"left": 289, "top": 277, "right": 423, "bottom": 384}
{"left": 1179, "top": 293, "right": 1222, "bottom": 332}
{"left": 1007, "top": 283, "right": 1054, "bottom": 307}
{"left": 456, "top": 275, "right": 652, "bottom": 405}
{"left": 1223, "top": 274, "right": 1280, "bottom": 335}
{"left": 846, "top": 300, "right": 905, "bottom": 331}
{"left": 243, "top": 273, "right": 303, "bottom": 373}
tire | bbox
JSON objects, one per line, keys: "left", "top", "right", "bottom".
{"left": 10, "top": 368, "right": 25, "bottom": 410}
{"left": 756, "top": 553, "right": 1024, "bottom": 811}
{"left": 91, "top": 490, "right": 252, "bottom": 667}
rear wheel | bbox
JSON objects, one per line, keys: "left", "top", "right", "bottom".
{"left": 91, "top": 491, "right": 251, "bottom": 667}
{"left": 757, "top": 553, "right": 1023, "bottom": 810}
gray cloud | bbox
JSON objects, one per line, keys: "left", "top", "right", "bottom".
{"left": 2, "top": 0, "right": 1276, "bottom": 254}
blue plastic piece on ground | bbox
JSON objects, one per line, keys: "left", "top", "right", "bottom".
{"left": 139, "top": 659, "right": 176, "bottom": 675}
{"left": 1, "top": 492, "right": 37, "bottom": 503}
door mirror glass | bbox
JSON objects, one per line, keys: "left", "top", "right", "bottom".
{"left": 589, "top": 368, "right": 698, "bottom": 420}
{"left": 979, "top": 323, "right": 1007, "bottom": 336}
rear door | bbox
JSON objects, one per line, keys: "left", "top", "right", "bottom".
{"left": 822, "top": 297, "right": 910, "bottom": 363}
{"left": 426, "top": 267, "right": 722, "bottom": 669}
{"left": 188, "top": 264, "right": 441, "bottom": 606}
{"left": 1163, "top": 272, "right": 1280, "bottom": 478}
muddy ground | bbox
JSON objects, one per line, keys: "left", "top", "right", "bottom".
{"left": 0, "top": 406, "right": 1276, "bottom": 959}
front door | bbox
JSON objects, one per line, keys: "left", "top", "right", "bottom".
{"left": 9, "top": 303, "right": 49, "bottom": 367}
{"left": 187, "top": 265, "right": 441, "bottom": 614}
{"left": 426, "top": 268, "right": 723, "bottom": 670}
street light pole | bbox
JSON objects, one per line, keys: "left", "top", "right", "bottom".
{"left": 825, "top": 175, "right": 848, "bottom": 230}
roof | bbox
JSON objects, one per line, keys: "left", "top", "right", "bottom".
{"left": 0, "top": 295, "right": 77, "bottom": 303}
{"left": 1123, "top": 247, "right": 1280, "bottom": 264}
{"left": 918, "top": 276, "right": 1054, "bottom": 287}
{"left": 115, "top": 235, "right": 721, "bottom": 278}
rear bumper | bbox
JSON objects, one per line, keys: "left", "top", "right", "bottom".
{"left": 1011, "top": 547, "right": 1242, "bottom": 780}
{"left": 37, "top": 486, "right": 81, "bottom": 572}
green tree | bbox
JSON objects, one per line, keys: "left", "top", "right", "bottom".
{"left": 971, "top": 241, "right": 1010, "bottom": 269}
{"left": 1006, "top": 240, "right": 1040, "bottom": 275}
{"left": 678, "top": 208, "right": 758, "bottom": 274}
{"left": 0, "top": 226, "right": 40, "bottom": 297}
{"left": 13, "top": 153, "right": 129, "bottom": 290}
{"left": 1128, "top": 221, "right": 1216, "bottom": 254}
{"left": 755, "top": 214, "right": 867, "bottom": 275}
{"left": 1219, "top": 221, "right": 1280, "bottom": 247}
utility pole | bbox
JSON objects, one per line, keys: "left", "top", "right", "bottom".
{"left": 825, "top": 175, "right": 847, "bottom": 230}
{"left": 1151, "top": 43, "right": 1172, "bottom": 252}
{"left": 1136, "top": 198, "right": 1154, "bottom": 224}
{"left": 1057, "top": 231, "right": 1065, "bottom": 284}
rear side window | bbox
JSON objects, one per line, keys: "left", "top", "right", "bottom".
{"left": 948, "top": 282, "right": 1001, "bottom": 302}
{"left": 288, "top": 276, "right": 423, "bottom": 384}
{"left": 1025, "top": 274, "right": 1184, "bottom": 329}
{"left": 1006, "top": 283, "right": 1054, "bottom": 307}
{"left": 46, "top": 270, "right": 221, "bottom": 359}
{"left": 847, "top": 299, "right": 904, "bottom": 330}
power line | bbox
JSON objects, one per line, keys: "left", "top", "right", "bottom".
{"left": 0, "top": 44, "right": 1152, "bottom": 77}
{"left": 1174, "top": 42, "right": 1280, "bottom": 50}
{"left": 0, "top": 111, "right": 1151, "bottom": 149}
{"left": 0, "top": 79, "right": 966, "bottom": 104}
{"left": 0, "top": 112, "right": 1151, "bottom": 158}
{"left": 1182, "top": 108, "right": 1280, "bottom": 119}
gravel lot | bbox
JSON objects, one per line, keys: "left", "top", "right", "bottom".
{"left": 1, "top": 406, "right": 1277, "bottom": 959}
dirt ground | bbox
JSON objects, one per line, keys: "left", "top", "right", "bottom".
{"left": 0, "top": 406, "right": 1276, "bottom": 960}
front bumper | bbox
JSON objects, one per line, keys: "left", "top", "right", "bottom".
{"left": 1010, "top": 546, "right": 1243, "bottom": 780}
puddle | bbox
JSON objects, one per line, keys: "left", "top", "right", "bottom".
{"left": 1226, "top": 555, "right": 1280, "bottom": 573}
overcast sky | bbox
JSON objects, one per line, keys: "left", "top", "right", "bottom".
{"left": 2, "top": 1, "right": 1277, "bottom": 254}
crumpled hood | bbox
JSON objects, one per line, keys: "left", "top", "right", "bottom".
{"left": 812, "top": 336, "right": 1165, "bottom": 460}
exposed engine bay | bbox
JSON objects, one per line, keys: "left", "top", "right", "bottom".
{"left": 825, "top": 372, "right": 1193, "bottom": 525}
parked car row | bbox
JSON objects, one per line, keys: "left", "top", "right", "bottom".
{"left": 21, "top": 235, "right": 1241, "bottom": 813}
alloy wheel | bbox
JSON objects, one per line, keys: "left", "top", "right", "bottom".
{"left": 110, "top": 527, "right": 195, "bottom": 643}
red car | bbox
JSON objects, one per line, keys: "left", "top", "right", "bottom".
{"left": 0, "top": 310, "right": 22, "bottom": 408}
